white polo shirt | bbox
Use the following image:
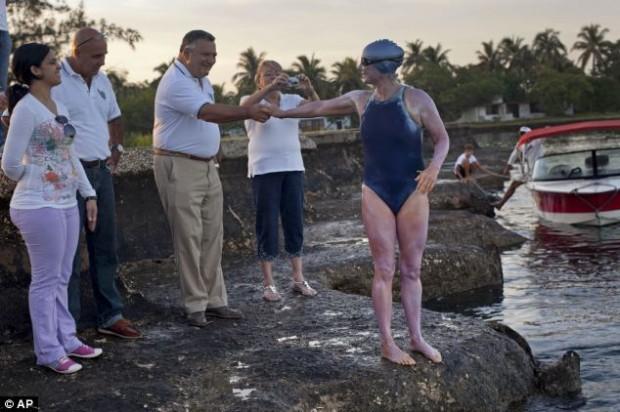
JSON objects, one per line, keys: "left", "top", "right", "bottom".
{"left": 153, "top": 59, "right": 220, "bottom": 158}
{"left": 51, "top": 59, "right": 121, "bottom": 161}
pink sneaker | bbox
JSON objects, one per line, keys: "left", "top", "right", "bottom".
{"left": 68, "top": 344, "right": 103, "bottom": 359}
{"left": 46, "top": 356, "right": 82, "bottom": 374}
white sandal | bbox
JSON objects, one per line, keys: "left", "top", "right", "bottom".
{"left": 292, "top": 280, "right": 318, "bottom": 297}
{"left": 263, "top": 285, "right": 282, "bottom": 302}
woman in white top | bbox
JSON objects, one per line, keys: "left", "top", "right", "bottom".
{"left": 1, "top": 43, "right": 101, "bottom": 374}
{"left": 240, "top": 60, "right": 319, "bottom": 302}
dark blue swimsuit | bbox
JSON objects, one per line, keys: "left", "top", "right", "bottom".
{"left": 360, "top": 86, "right": 424, "bottom": 215}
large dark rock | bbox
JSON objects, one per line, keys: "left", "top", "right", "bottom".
{"left": 537, "top": 351, "right": 582, "bottom": 397}
{"left": 305, "top": 209, "right": 521, "bottom": 303}
{"left": 0, "top": 256, "right": 537, "bottom": 412}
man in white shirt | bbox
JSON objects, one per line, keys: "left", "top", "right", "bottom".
{"left": 494, "top": 126, "right": 533, "bottom": 210}
{"left": 153, "top": 30, "right": 271, "bottom": 327}
{"left": 453, "top": 143, "right": 501, "bottom": 181}
{"left": 52, "top": 28, "right": 141, "bottom": 339}
{"left": 453, "top": 144, "right": 479, "bottom": 180}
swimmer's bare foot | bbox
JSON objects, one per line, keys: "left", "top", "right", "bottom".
{"left": 381, "top": 341, "right": 416, "bottom": 366}
{"left": 410, "top": 338, "right": 442, "bottom": 363}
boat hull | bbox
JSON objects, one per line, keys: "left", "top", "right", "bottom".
{"left": 530, "top": 188, "right": 620, "bottom": 226}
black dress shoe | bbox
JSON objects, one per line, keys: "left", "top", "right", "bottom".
{"left": 187, "top": 311, "right": 212, "bottom": 327}
{"left": 205, "top": 306, "right": 243, "bottom": 319}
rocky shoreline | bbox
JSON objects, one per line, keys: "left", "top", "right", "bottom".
{"left": 0, "top": 129, "right": 581, "bottom": 411}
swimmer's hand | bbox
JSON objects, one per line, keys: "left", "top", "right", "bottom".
{"left": 416, "top": 164, "right": 440, "bottom": 194}
{"left": 268, "top": 105, "right": 287, "bottom": 118}
{"left": 249, "top": 104, "right": 272, "bottom": 123}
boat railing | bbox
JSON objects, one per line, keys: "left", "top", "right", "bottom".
{"left": 571, "top": 181, "right": 620, "bottom": 221}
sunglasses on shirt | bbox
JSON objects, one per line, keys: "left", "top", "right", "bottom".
{"left": 55, "top": 115, "right": 76, "bottom": 139}
{"left": 360, "top": 57, "right": 401, "bottom": 67}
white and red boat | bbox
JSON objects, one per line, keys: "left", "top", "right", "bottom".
{"left": 517, "top": 120, "right": 620, "bottom": 226}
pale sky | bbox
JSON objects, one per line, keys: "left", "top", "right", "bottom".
{"left": 68, "top": 0, "right": 619, "bottom": 90}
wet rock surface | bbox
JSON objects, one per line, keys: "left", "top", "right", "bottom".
{"left": 536, "top": 351, "right": 582, "bottom": 397}
{"left": 1, "top": 255, "right": 537, "bottom": 412}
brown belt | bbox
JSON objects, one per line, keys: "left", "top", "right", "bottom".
{"left": 153, "top": 147, "right": 215, "bottom": 163}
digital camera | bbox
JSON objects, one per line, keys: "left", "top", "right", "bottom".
{"left": 287, "top": 76, "right": 300, "bottom": 87}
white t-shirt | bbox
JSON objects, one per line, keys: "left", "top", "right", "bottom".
{"left": 153, "top": 60, "right": 220, "bottom": 158}
{"left": 51, "top": 59, "right": 122, "bottom": 161}
{"left": 0, "top": 1, "right": 7, "bottom": 32}
{"left": 0, "top": 94, "right": 95, "bottom": 209}
{"left": 454, "top": 153, "right": 478, "bottom": 171}
{"left": 241, "top": 93, "right": 304, "bottom": 177}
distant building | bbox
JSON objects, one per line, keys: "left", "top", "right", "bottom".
{"left": 457, "top": 96, "right": 574, "bottom": 123}
{"left": 299, "top": 118, "right": 326, "bottom": 132}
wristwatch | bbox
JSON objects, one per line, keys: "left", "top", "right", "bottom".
{"left": 111, "top": 143, "right": 125, "bottom": 154}
{"left": 85, "top": 196, "right": 97, "bottom": 202}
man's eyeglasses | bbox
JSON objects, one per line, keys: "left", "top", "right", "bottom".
{"left": 75, "top": 33, "right": 107, "bottom": 49}
{"left": 360, "top": 57, "right": 400, "bottom": 67}
{"left": 55, "top": 115, "right": 76, "bottom": 139}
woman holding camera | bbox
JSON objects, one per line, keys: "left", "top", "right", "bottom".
{"left": 240, "top": 60, "right": 319, "bottom": 302}
{"left": 1, "top": 43, "right": 101, "bottom": 374}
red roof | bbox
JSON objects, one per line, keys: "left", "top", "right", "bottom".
{"left": 517, "top": 120, "right": 620, "bottom": 148}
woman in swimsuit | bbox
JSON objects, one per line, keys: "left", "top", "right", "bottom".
{"left": 273, "top": 39, "right": 449, "bottom": 366}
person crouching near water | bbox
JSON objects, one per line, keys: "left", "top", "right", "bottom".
{"left": 271, "top": 39, "right": 449, "bottom": 366}
{"left": 240, "top": 60, "right": 320, "bottom": 302}
{"left": 453, "top": 143, "right": 504, "bottom": 181}
{"left": 0, "top": 43, "right": 102, "bottom": 374}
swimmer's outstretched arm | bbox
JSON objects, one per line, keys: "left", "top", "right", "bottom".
{"left": 273, "top": 91, "right": 364, "bottom": 118}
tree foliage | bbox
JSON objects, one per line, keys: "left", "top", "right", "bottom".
{"left": 232, "top": 47, "right": 266, "bottom": 98}
{"left": 7, "top": 0, "right": 142, "bottom": 52}
{"left": 530, "top": 68, "right": 592, "bottom": 116}
{"left": 331, "top": 57, "right": 366, "bottom": 95}
{"left": 11, "top": 2, "right": 620, "bottom": 136}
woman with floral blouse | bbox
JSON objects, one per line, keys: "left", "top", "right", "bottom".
{"left": 1, "top": 43, "right": 102, "bottom": 374}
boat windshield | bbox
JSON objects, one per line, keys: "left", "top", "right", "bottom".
{"left": 532, "top": 148, "right": 620, "bottom": 181}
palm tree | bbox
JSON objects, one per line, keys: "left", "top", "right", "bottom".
{"left": 150, "top": 58, "right": 174, "bottom": 86}
{"left": 331, "top": 57, "right": 365, "bottom": 94}
{"left": 402, "top": 39, "right": 425, "bottom": 74}
{"left": 291, "top": 53, "right": 328, "bottom": 97}
{"left": 499, "top": 36, "right": 532, "bottom": 72}
{"left": 422, "top": 43, "right": 451, "bottom": 68}
{"left": 532, "top": 28, "right": 567, "bottom": 68}
{"left": 232, "top": 47, "right": 266, "bottom": 95}
{"left": 212, "top": 83, "right": 236, "bottom": 105}
{"left": 600, "top": 39, "right": 620, "bottom": 79}
{"left": 476, "top": 40, "right": 503, "bottom": 72}
{"left": 573, "top": 24, "right": 611, "bottom": 74}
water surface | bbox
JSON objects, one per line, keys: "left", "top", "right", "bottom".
{"left": 449, "top": 185, "right": 619, "bottom": 411}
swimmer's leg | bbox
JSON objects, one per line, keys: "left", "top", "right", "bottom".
{"left": 362, "top": 184, "right": 415, "bottom": 366}
{"left": 396, "top": 191, "right": 442, "bottom": 363}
